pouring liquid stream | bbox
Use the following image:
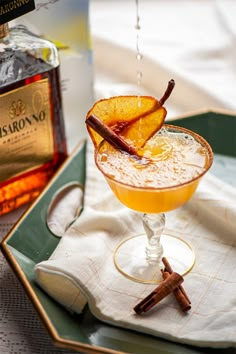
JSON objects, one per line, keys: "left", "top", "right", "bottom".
{"left": 135, "top": 0, "right": 142, "bottom": 87}
{"left": 135, "top": 0, "right": 144, "bottom": 139}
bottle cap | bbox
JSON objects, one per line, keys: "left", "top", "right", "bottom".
{"left": 0, "top": 0, "right": 35, "bottom": 26}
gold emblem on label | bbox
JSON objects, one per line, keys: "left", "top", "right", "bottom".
{"left": 9, "top": 99, "right": 26, "bottom": 118}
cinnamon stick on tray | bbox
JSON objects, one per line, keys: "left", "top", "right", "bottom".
{"left": 161, "top": 269, "right": 191, "bottom": 312}
{"left": 162, "top": 257, "right": 191, "bottom": 312}
{"left": 133, "top": 258, "right": 191, "bottom": 315}
{"left": 134, "top": 272, "right": 183, "bottom": 315}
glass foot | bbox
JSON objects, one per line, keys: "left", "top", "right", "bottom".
{"left": 113, "top": 233, "right": 195, "bottom": 284}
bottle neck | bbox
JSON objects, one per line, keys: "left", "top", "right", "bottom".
{"left": 0, "top": 23, "right": 9, "bottom": 39}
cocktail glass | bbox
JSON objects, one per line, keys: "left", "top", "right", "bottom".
{"left": 95, "top": 124, "right": 213, "bottom": 284}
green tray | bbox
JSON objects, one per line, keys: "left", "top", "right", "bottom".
{"left": 1, "top": 111, "right": 236, "bottom": 354}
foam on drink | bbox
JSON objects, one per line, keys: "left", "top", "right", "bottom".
{"left": 97, "top": 127, "right": 210, "bottom": 189}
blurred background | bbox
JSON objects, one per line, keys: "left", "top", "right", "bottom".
{"left": 90, "top": 0, "right": 236, "bottom": 118}
{"left": 18, "top": 0, "right": 236, "bottom": 149}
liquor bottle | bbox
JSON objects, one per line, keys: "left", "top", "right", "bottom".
{"left": 0, "top": 0, "right": 68, "bottom": 216}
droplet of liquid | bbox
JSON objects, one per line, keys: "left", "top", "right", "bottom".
{"left": 137, "top": 71, "right": 142, "bottom": 85}
{"left": 136, "top": 53, "right": 143, "bottom": 61}
{"left": 135, "top": 21, "right": 141, "bottom": 31}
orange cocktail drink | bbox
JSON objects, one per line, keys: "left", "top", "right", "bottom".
{"left": 87, "top": 89, "right": 214, "bottom": 283}
{"left": 95, "top": 124, "right": 213, "bottom": 214}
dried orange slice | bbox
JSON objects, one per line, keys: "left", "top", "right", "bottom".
{"left": 86, "top": 95, "right": 166, "bottom": 151}
{"left": 121, "top": 105, "right": 167, "bottom": 150}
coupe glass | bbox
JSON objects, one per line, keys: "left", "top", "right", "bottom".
{"left": 95, "top": 124, "right": 213, "bottom": 284}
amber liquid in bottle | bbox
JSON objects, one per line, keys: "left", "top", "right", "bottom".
{"left": 0, "top": 39, "right": 67, "bottom": 215}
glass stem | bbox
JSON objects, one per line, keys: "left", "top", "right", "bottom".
{"left": 142, "top": 213, "right": 165, "bottom": 265}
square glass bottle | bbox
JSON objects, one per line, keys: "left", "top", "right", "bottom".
{"left": 0, "top": 0, "right": 68, "bottom": 215}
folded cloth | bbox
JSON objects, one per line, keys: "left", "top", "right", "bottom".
{"left": 35, "top": 140, "right": 236, "bottom": 349}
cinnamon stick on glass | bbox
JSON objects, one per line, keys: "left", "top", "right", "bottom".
{"left": 86, "top": 114, "right": 138, "bottom": 155}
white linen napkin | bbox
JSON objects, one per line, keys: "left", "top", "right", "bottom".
{"left": 35, "top": 139, "right": 236, "bottom": 348}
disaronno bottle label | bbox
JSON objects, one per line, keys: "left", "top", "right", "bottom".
{"left": 0, "top": 79, "right": 54, "bottom": 182}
